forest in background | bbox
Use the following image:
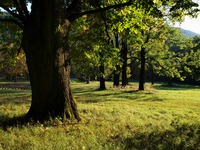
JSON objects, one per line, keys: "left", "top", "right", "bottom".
{"left": 1, "top": 17, "right": 200, "bottom": 88}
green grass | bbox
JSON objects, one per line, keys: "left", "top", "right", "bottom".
{"left": 0, "top": 81, "right": 200, "bottom": 149}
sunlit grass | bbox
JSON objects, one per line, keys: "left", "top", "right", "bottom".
{"left": 0, "top": 81, "right": 200, "bottom": 149}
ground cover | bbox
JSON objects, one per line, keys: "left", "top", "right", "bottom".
{"left": 0, "top": 81, "right": 200, "bottom": 149}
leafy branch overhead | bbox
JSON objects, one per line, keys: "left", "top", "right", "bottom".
{"left": 0, "top": 0, "right": 199, "bottom": 29}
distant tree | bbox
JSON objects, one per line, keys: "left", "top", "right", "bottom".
{"left": 180, "top": 36, "right": 200, "bottom": 84}
{"left": 69, "top": 13, "right": 119, "bottom": 89}
{"left": 131, "top": 14, "right": 169, "bottom": 90}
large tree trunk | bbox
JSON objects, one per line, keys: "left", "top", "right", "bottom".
{"left": 138, "top": 47, "right": 145, "bottom": 91}
{"left": 22, "top": 1, "right": 80, "bottom": 121}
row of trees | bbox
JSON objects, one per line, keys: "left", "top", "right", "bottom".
{"left": 0, "top": 0, "right": 199, "bottom": 121}
{"left": 69, "top": 6, "right": 200, "bottom": 90}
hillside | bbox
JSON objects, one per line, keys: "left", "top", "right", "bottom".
{"left": 179, "top": 28, "right": 200, "bottom": 37}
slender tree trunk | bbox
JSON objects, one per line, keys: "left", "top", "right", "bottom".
{"left": 138, "top": 47, "right": 145, "bottom": 91}
{"left": 99, "top": 64, "right": 106, "bottom": 90}
{"left": 113, "top": 34, "right": 120, "bottom": 87}
{"left": 22, "top": 1, "right": 80, "bottom": 121}
{"left": 149, "top": 64, "right": 155, "bottom": 85}
{"left": 168, "top": 77, "right": 173, "bottom": 86}
{"left": 138, "top": 31, "right": 150, "bottom": 91}
{"left": 99, "top": 51, "right": 106, "bottom": 90}
{"left": 113, "top": 65, "right": 120, "bottom": 87}
{"left": 121, "top": 40, "right": 128, "bottom": 87}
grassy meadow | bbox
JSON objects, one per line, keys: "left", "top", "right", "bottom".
{"left": 0, "top": 81, "right": 200, "bottom": 149}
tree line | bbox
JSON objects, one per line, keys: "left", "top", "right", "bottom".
{"left": 69, "top": 7, "right": 200, "bottom": 90}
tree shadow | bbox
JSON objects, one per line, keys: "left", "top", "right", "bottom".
{"left": 0, "top": 90, "right": 32, "bottom": 129}
{"left": 154, "top": 84, "right": 200, "bottom": 91}
{"left": 118, "top": 123, "right": 200, "bottom": 149}
{"left": 78, "top": 98, "right": 113, "bottom": 104}
{"left": 118, "top": 90, "right": 164, "bottom": 102}
{"left": 77, "top": 89, "right": 164, "bottom": 104}
{"left": 0, "top": 88, "right": 31, "bottom": 106}
{"left": 0, "top": 114, "right": 31, "bottom": 130}
{"left": 72, "top": 87, "right": 98, "bottom": 94}
{"left": 0, "top": 95, "right": 31, "bottom": 106}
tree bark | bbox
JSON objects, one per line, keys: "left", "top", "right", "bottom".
{"left": 121, "top": 40, "right": 128, "bottom": 87}
{"left": 138, "top": 31, "right": 150, "bottom": 91}
{"left": 113, "top": 65, "right": 120, "bottom": 87}
{"left": 113, "top": 34, "right": 120, "bottom": 87}
{"left": 22, "top": 1, "right": 80, "bottom": 121}
{"left": 138, "top": 47, "right": 145, "bottom": 91}
{"left": 99, "top": 51, "right": 106, "bottom": 90}
{"left": 168, "top": 77, "right": 173, "bottom": 86}
{"left": 150, "top": 64, "right": 155, "bottom": 85}
{"left": 99, "top": 64, "right": 106, "bottom": 90}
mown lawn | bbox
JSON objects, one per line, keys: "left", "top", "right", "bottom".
{"left": 0, "top": 81, "right": 200, "bottom": 150}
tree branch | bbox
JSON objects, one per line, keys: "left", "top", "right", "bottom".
{"left": 19, "top": 0, "right": 29, "bottom": 17}
{"left": 100, "top": 13, "right": 112, "bottom": 43}
{"left": 149, "top": 57, "right": 169, "bottom": 73}
{"left": 14, "top": 0, "right": 30, "bottom": 18}
{"left": 68, "top": 0, "right": 133, "bottom": 21}
{"left": 0, "top": 4, "right": 25, "bottom": 23}
{"left": 128, "top": 56, "right": 139, "bottom": 61}
{"left": 13, "top": 0, "right": 26, "bottom": 22}
{"left": 0, "top": 17, "right": 24, "bottom": 29}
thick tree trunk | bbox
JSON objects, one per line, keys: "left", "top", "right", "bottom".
{"left": 22, "top": 1, "right": 80, "bottom": 121}
{"left": 138, "top": 47, "right": 145, "bottom": 91}
{"left": 121, "top": 40, "right": 128, "bottom": 87}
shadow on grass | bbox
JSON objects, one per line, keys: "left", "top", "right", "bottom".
{"left": 77, "top": 89, "right": 164, "bottom": 104}
{"left": 154, "top": 83, "right": 200, "bottom": 91}
{"left": 0, "top": 114, "right": 30, "bottom": 130}
{"left": 118, "top": 123, "right": 200, "bottom": 149}
{"left": 0, "top": 89, "right": 31, "bottom": 106}
{"left": 0, "top": 96, "right": 31, "bottom": 106}
{"left": 72, "top": 87, "right": 98, "bottom": 94}
{"left": 0, "top": 89, "right": 30, "bottom": 94}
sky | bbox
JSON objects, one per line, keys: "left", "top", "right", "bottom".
{"left": 174, "top": 0, "right": 200, "bottom": 34}
{"left": 175, "top": 15, "right": 200, "bottom": 34}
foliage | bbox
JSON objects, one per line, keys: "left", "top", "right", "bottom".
{"left": 179, "top": 36, "right": 200, "bottom": 83}
{"left": 70, "top": 2, "right": 200, "bottom": 86}
{"left": 148, "top": 27, "right": 186, "bottom": 80}
{"left": 69, "top": 13, "right": 120, "bottom": 81}
{"left": 0, "top": 52, "right": 28, "bottom": 78}
{"left": 0, "top": 21, "right": 27, "bottom": 78}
